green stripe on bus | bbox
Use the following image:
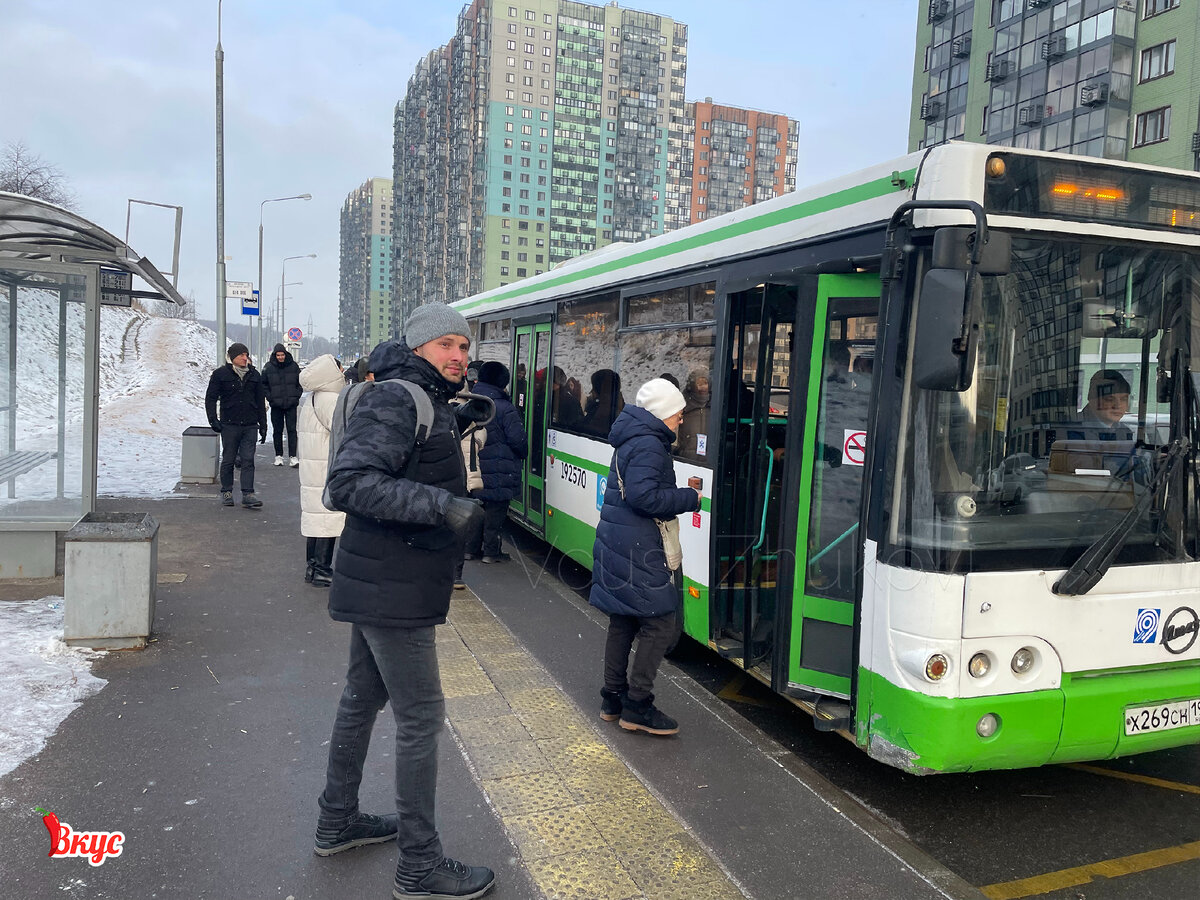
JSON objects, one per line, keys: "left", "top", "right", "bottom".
{"left": 458, "top": 169, "right": 916, "bottom": 313}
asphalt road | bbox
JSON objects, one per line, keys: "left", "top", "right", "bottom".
{"left": 507, "top": 528, "right": 1200, "bottom": 900}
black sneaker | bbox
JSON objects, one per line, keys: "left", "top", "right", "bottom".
{"left": 480, "top": 552, "right": 511, "bottom": 564}
{"left": 241, "top": 493, "right": 263, "bottom": 509}
{"left": 220, "top": 491, "right": 234, "bottom": 507}
{"left": 313, "top": 812, "right": 399, "bottom": 857}
{"left": 619, "top": 694, "right": 679, "bottom": 736}
{"left": 600, "top": 688, "right": 625, "bottom": 722}
{"left": 393, "top": 857, "right": 495, "bottom": 898}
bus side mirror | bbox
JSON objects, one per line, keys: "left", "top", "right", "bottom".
{"left": 913, "top": 268, "right": 981, "bottom": 392}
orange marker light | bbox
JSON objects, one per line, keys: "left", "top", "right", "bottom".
{"left": 688, "top": 586, "right": 700, "bottom": 599}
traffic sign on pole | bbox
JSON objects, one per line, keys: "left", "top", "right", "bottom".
{"left": 226, "top": 280, "right": 254, "bottom": 300}
{"left": 242, "top": 289, "right": 260, "bottom": 317}
{"left": 287, "top": 327, "right": 303, "bottom": 341}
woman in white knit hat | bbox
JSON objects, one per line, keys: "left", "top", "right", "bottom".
{"left": 588, "top": 378, "right": 702, "bottom": 736}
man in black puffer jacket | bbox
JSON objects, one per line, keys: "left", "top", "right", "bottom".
{"left": 313, "top": 303, "right": 496, "bottom": 900}
{"left": 204, "top": 342, "right": 267, "bottom": 509}
{"left": 261, "top": 342, "right": 303, "bottom": 466}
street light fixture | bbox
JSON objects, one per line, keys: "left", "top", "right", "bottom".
{"left": 281, "top": 254, "right": 316, "bottom": 344}
{"left": 258, "top": 193, "right": 311, "bottom": 362}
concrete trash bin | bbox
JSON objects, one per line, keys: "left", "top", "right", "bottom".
{"left": 64, "top": 512, "right": 159, "bottom": 650}
{"left": 181, "top": 425, "right": 220, "bottom": 483}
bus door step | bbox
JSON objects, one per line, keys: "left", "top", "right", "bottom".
{"left": 714, "top": 638, "right": 745, "bottom": 660}
{"left": 812, "top": 698, "right": 853, "bottom": 732}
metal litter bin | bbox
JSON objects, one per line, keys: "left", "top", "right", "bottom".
{"left": 181, "top": 425, "right": 220, "bottom": 484}
{"left": 64, "top": 512, "right": 159, "bottom": 650}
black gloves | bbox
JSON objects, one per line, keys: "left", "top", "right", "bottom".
{"left": 209, "top": 422, "right": 222, "bottom": 433}
{"left": 443, "top": 497, "right": 484, "bottom": 542}
{"left": 259, "top": 428, "right": 267, "bottom": 444}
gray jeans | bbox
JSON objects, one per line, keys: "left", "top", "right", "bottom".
{"left": 318, "top": 624, "right": 444, "bottom": 873}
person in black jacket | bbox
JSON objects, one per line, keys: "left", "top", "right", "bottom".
{"left": 464, "top": 361, "right": 528, "bottom": 563}
{"left": 590, "top": 378, "right": 701, "bottom": 736}
{"left": 205, "top": 342, "right": 267, "bottom": 509}
{"left": 262, "top": 342, "right": 303, "bottom": 466}
{"left": 314, "top": 303, "right": 495, "bottom": 900}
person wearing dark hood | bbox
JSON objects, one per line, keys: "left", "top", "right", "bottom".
{"left": 262, "top": 342, "right": 303, "bottom": 467}
{"left": 463, "top": 361, "right": 528, "bottom": 564}
{"left": 205, "top": 342, "right": 267, "bottom": 509}
{"left": 314, "top": 303, "right": 495, "bottom": 900}
{"left": 590, "top": 378, "right": 701, "bottom": 736}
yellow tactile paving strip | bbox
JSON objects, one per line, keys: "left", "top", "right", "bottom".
{"left": 439, "top": 594, "right": 747, "bottom": 900}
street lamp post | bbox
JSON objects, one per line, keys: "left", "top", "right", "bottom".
{"left": 258, "top": 194, "right": 311, "bottom": 363}
{"left": 280, "top": 254, "right": 315, "bottom": 345}
{"left": 215, "top": 0, "right": 226, "bottom": 364}
{"left": 275, "top": 282, "right": 302, "bottom": 337}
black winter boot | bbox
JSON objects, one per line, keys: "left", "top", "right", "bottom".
{"left": 618, "top": 694, "right": 678, "bottom": 736}
{"left": 599, "top": 688, "right": 626, "bottom": 722}
{"left": 393, "top": 856, "right": 496, "bottom": 898}
{"left": 309, "top": 538, "right": 334, "bottom": 587}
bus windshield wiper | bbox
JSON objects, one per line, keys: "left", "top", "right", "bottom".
{"left": 1052, "top": 436, "right": 1190, "bottom": 596}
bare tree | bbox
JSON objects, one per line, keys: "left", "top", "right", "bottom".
{"left": 0, "top": 141, "right": 76, "bottom": 209}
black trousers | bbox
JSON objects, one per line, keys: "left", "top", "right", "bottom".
{"left": 463, "top": 498, "right": 509, "bottom": 558}
{"left": 306, "top": 536, "right": 336, "bottom": 574}
{"left": 602, "top": 611, "right": 677, "bottom": 703}
{"left": 219, "top": 424, "right": 257, "bottom": 492}
{"left": 271, "top": 405, "right": 298, "bottom": 457}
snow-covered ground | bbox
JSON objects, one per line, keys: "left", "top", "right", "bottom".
{"left": 1, "top": 299, "right": 217, "bottom": 780}
{"left": 0, "top": 598, "right": 107, "bottom": 779}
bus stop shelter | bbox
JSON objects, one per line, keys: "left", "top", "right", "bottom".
{"left": 0, "top": 190, "right": 185, "bottom": 577}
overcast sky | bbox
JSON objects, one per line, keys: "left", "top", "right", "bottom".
{"left": 2, "top": 1, "right": 917, "bottom": 345}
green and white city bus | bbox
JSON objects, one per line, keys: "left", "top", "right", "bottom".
{"left": 452, "top": 142, "right": 1200, "bottom": 774}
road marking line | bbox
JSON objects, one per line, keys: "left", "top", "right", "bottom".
{"left": 1066, "top": 762, "right": 1200, "bottom": 795}
{"left": 979, "top": 839, "right": 1200, "bottom": 899}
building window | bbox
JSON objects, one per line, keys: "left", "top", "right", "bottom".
{"left": 517, "top": 268, "right": 527, "bottom": 276}
{"left": 508, "top": 6, "right": 516, "bottom": 15}
{"left": 507, "top": 40, "right": 516, "bottom": 50}
{"left": 1134, "top": 106, "right": 1171, "bottom": 146}
{"left": 501, "top": 266, "right": 510, "bottom": 275}
{"left": 1144, "top": 0, "right": 1179, "bottom": 17}
{"left": 1139, "top": 40, "right": 1176, "bottom": 82}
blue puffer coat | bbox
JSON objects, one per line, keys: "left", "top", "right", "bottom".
{"left": 589, "top": 404, "right": 699, "bottom": 618}
{"left": 472, "top": 380, "right": 528, "bottom": 502}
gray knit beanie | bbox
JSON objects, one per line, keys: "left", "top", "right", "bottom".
{"left": 404, "top": 302, "right": 471, "bottom": 350}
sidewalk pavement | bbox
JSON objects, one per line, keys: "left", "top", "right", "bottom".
{"left": 0, "top": 447, "right": 981, "bottom": 900}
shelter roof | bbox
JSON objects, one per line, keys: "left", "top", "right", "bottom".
{"left": 0, "top": 191, "right": 184, "bottom": 304}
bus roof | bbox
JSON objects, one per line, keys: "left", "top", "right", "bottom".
{"left": 451, "top": 142, "right": 1200, "bottom": 318}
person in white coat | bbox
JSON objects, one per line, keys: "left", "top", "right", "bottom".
{"left": 298, "top": 354, "right": 347, "bottom": 587}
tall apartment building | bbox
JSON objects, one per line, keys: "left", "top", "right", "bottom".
{"left": 910, "top": 0, "right": 1200, "bottom": 171}
{"left": 682, "top": 98, "right": 798, "bottom": 224}
{"left": 338, "top": 177, "right": 393, "bottom": 360}
{"left": 392, "top": 0, "right": 688, "bottom": 326}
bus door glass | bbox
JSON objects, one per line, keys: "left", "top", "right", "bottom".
{"left": 792, "top": 274, "right": 881, "bottom": 699}
{"left": 713, "top": 283, "right": 802, "bottom": 684}
{"left": 510, "top": 322, "right": 551, "bottom": 534}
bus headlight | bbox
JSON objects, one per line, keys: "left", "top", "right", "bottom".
{"left": 925, "top": 653, "right": 950, "bottom": 681}
{"left": 1011, "top": 647, "right": 1035, "bottom": 675}
{"left": 968, "top": 652, "right": 991, "bottom": 678}
{"left": 977, "top": 713, "right": 1000, "bottom": 738}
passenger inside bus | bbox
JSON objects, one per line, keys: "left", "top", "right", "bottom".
{"left": 581, "top": 369, "right": 625, "bottom": 437}
{"left": 676, "top": 370, "right": 711, "bottom": 459}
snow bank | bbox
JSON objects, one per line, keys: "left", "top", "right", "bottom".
{"left": 0, "top": 598, "right": 107, "bottom": 780}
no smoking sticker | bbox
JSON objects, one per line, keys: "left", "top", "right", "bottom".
{"left": 843, "top": 430, "right": 867, "bottom": 467}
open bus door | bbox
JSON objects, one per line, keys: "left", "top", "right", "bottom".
{"left": 509, "top": 321, "right": 552, "bottom": 536}
{"left": 713, "top": 274, "right": 881, "bottom": 711}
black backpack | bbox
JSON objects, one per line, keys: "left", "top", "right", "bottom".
{"left": 321, "top": 379, "right": 434, "bottom": 512}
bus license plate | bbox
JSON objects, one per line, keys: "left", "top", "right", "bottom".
{"left": 1124, "top": 698, "right": 1200, "bottom": 736}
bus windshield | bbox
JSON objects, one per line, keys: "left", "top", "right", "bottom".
{"left": 894, "top": 236, "right": 1200, "bottom": 573}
